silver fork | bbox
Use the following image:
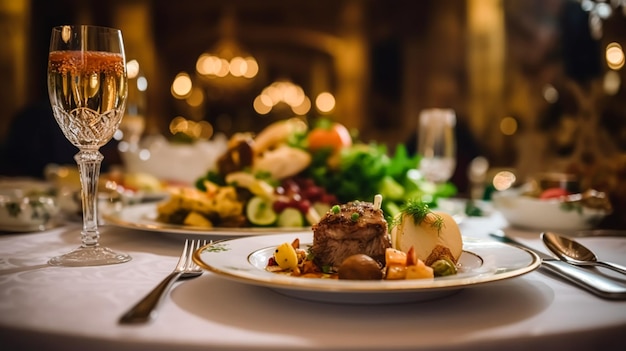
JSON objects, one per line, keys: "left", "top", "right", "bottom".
{"left": 119, "top": 239, "right": 206, "bottom": 324}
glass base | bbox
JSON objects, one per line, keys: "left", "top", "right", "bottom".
{"left": 48, "top": 246, "right": 131, "bottom": 267}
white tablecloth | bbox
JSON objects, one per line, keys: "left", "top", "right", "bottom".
{"left": 1, "top": 213, "right": 625, "bottom": 351}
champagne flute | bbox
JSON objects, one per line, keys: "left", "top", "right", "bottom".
{"left": 47, "top": 25, "right": 131, "bottom": 266}
{"left": 417, "top": 108, "right": 457, "bottom": 184}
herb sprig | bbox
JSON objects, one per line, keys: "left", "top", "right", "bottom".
{"left": 398, "top": 198, "right": 444, "bottom": 232}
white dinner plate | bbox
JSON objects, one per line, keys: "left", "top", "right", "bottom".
{"left": 102, "top": 202, "right": 311, "bottom": 238}
{"left": 193, "top": 232, "right": 541, "bottom": 304}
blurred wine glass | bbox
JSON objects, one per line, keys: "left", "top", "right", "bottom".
{"left": 117, "top": 59, "right": 146, "bottom": 152}
{"left": 47, "top": 25, "right": 131, "bottom": 266}
{"left": 417, "top": 108, "right": 457, "bottom": 184}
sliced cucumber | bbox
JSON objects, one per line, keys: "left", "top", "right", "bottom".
{"left": 277, "top": 207, "right": 305, "bottom": 227}
{"left": 246, "top": 196, "right": 277, "bottom": 226}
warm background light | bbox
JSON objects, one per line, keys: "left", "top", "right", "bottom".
{"left": 492, "top": 170, "right": 516, "bottom": 191}
{"left": 127, "top": 59, "right": 140, "bottom": 79}
{"left": 171, "top": 72, "right": 193, "bottom": 98}
{"left": 169, "top": 116, "right": 214, "bottom": 139}
{"left": 136, "top": 76, "right": 148, "bottom": 92}
{"left": 603, "top": 70, "right": 621, "bottom": 95}
{"left": 606, "top": 42, "right": 625, "bottom": 70}
{"left": 196, "top": 54, "right": 258, "bottom": 79}
{"left": 186, "top": 87, "right": 205, "bottom": 107}
{"left": 291, "top": 96, "right": 311, "bottom": 115}
{"left": 315, "top": 92, "right": 336, "bottom": 113}
{"left": 542, "top": 84, "right": 558, "bottom": 103}
{"left": 253, "top": 81, "right": 310, "bottom": 116}
{"left": 500, "top": 116, "right": 518, "bottom": 136}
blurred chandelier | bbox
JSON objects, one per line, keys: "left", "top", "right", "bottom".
{"left": 195, "top": 7, "right": 258, "bottom": 91}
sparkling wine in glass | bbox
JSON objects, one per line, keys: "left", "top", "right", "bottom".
{"left": 417, "top": 108, "right": 457, "bottom": 184}
{"left": 47, "top": 25, "right": 131, "bottom": 266}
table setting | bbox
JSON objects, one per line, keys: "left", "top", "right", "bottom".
{"left": 1, "top": 23, "right": 626, "bottom": 351}
{"left": 1, "top": 204, "right": 625, "bottom": 351}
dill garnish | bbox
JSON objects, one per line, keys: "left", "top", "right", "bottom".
{"left": 400, "top": 198, "right": 444, "bottom": 232}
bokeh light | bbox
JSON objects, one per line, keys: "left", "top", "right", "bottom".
{"left": 542, "top": 84, "right": 559, "bottom": 103}
{"left": 127, "top": 59, "right": 140, "bottom": 79}
{"left": 291, "top": 96, "right": 311, "bottom": 115}
{"left": 186, "top": 87, "right": 205, "bottom": 107}
{"left": 196, "top": 54, "right": 258, "bottom": 79}
{"left": 606, "top": 42, "right": 625, "bottom": 70}
{"left": 168, "top": 116, "right": 214, "bottom": 140}
{"left": 243, "top": 57, "right": 259, "bottom": 78}
{"left": 500, "top": 116, "right": 518, "bottom": 136}
{"left": 171, "top": 72, "right": 193, "bottom": 98}
{"left": 493, "top": 170, "right": 516, "bottom": 191}
{"left": 253, "top": 81, "right": 310, "bottom": 115}
{"left": 604, "top": 70, "right": 621, "bottom": 95}
{"left": 253, "top": 95, "right": 272, "bottom": 115}
{"left": 315, "top": 92, "right": 336, "bottom": 113}
{"left": 137, "top": 76, "right": 148, "bottom": 92}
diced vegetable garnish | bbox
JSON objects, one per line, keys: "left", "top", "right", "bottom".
{"left": 539, "top": 187, "right": 570, "bottom": 199}
{"left": 273, "top": 242, "right": 298, "bottom": 269}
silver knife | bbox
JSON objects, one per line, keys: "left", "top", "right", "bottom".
{"left": 489, "top": 230, "right": 626, "bottom": 300}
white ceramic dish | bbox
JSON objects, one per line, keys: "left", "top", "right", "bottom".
{"left": 0, "top": 181, "right": 60, "bottom": 232}
{"left": 192, "top": 232, "right": 541, "bottom": 304}
{"left": 102, "top": 202, "right": 311, "bottom": 238}
{"left": 121, "top": 134, "right": 228, "bottom": 185}
{"left": 492, "top": 189, "right": 608, "bottom": 231}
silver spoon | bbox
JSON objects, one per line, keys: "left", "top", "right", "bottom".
{"left": 541, "top": 231, "right": 626, "bottom": 275}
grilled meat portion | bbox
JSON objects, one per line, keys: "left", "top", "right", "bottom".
{"left": 311, "top": 201, "right": 391, "bottom": 270}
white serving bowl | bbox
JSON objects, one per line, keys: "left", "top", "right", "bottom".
{"left": 121, "top": 134, "right": 228, "bottom": 185}
{"left": 492, "top": 188, "right": 609, "bottom": 231}
{"left": 0, "top": 183, "right": 60, "bottom": 232}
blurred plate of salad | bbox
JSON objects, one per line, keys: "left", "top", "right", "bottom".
{"left": 182, "top": 117, "right": 458, "bottom": 229}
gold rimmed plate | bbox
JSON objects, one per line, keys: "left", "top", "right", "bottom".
{"left": 192, "top": 233, "right": 541, "bottom": 304}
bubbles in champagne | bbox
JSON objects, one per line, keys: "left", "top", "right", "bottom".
{"left": 48, "top": 50, "right": 127, "bottom": 148}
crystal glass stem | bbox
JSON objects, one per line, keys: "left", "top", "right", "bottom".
{"left": 48, "top": 149, "right": 132, "bottom": 266}
{"left": 76, "top": 150, "right": 103, "bottom": 248}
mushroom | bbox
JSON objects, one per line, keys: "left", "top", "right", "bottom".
{"left": 337, "top": 254, "right": 383, "bottom": 280}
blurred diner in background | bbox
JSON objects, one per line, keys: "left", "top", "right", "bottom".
{"left": 0, "top": 0, "right": 625, "bottom": 228}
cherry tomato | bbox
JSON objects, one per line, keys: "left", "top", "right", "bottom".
{"left": 307, "top": 122, "right": 352, "bottom": 153}
{"left": 539, "top": 187, "right": 570, "bottom": 199}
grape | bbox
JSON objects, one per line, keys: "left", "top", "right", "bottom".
{"left": 273, "top": 177, "right": 337, "bottom": 215}
{"left": 302, "top": 186, "right": 323, "bottom": 201}
{"left": 281, "top": 179, "right": 300, "bottom": 195}
{"left": 297, "top": 178, "right": 315, "bottom": 189}
{"left": 296, "top": 199, "right": 311, "bottom": 213}
{"left": 272, "top": 198, "right": 290, "bottom": 213}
